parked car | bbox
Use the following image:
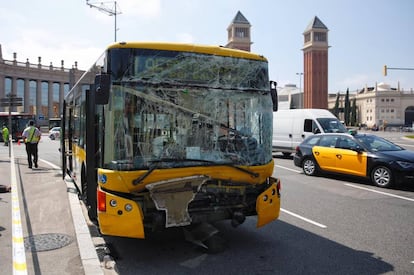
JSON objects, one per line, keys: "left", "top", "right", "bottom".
{"left": 49, "top": 127, "right": 61, "bottom": 140}
{"left": 293, "top": 133, "right": 414, "bottom": 188}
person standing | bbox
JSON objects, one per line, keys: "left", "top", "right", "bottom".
{"left": 22, "top": 120, "right": 42, "bottom": 169}
{"left": 2, "top": 125, "right": 9, "bottom": 146}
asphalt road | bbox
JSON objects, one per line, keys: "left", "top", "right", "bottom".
{"left": 38, "top": 132, "right": 414, "bottom": 274}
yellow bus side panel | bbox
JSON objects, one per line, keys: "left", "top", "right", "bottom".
{"left": 256, "top": 179, "right": 280, "bottom": 228}
{"left": 98, "top": 187, "right": 146, "bottom": 239}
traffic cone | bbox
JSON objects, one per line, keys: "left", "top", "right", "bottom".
{"left": 18, "top": 139, "right": 21, "bottom": 145}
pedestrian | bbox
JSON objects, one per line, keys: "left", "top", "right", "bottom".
{"left": 22, "top": 120, "right": 42, "bottom": 169}
{"left": 2, "top": 124, "right": 9, "bottom": 146}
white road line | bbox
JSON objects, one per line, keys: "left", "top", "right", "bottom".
{"left": 40, "top": 159, "right": 60, "bottom": 170}
{"left": 345, "top": 183, "right": 414, "bottom": 202}
{"left": 275, "top": 165, "right": 301, "bottom": 173}
{"left": 281, "top": 208, "right": 327, "bottom": 228}
{"left": 11, "top": 143, "right": 28, "bottom": 275}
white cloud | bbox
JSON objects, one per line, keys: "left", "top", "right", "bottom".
{"left": 175, "top": 33, "right": 195, "bottom": 43}
{"left": 119, "top": 0, "right": 161, "bottom": 18}
{"left": 3, "top": 27, "right": 103, "bottom": 70}
{"left": 335, "top": 74, "right": 372, "bottom": 92}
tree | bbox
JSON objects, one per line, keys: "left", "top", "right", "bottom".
{"left": 333, "top": 93, "right": 340, "bottom": 118}
{"left": 344, "top": 88, "right": 350, "bottom": 126}
{"left": 351, "top": 98, "right": 357, "bottom": 126}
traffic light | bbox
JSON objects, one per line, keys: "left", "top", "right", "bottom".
{"left": 383, "top": 65, "right": 387, "bottom": 76}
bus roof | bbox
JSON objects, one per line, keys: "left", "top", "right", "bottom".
{"left": 107, "top": 41, "right": 268, "bottom": 62}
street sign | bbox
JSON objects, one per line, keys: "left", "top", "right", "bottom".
{"left": 0, "top": 102, "right": 23, "bottom": 107}
{"left": 0, "top": 96, "right": 23, "bottom": 106}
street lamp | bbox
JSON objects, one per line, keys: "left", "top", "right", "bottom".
{"left": 86, "top": 1, "right": 121, "bottom": 42}
{"left": 296, "top": 72, "right": 303, "bottom": 108}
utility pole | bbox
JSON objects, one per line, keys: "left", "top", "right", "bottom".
{"left": 86, "top": 1, "right": 121, "bottom": 42}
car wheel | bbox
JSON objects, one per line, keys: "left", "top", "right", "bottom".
{"left": 371, "top": 166, "right": 393, "bottom": 188}
{"left": 302, "top": 157, "right": 317, "bottom": 176}
{"left": 50, "top": 134, "right": 55, "bottom": 140}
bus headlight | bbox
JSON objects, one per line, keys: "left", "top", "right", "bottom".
{"left": 124, "top": 204, "right": 133, "bottom": 212}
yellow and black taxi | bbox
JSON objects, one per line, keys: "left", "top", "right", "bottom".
{"left": 293, "top": 133, "right": 414, "bottom": 188}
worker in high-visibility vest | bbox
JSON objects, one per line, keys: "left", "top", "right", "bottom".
{"left": 2, "top": 125, "right": 9, "bottom": 146}
{"left": 22, "top": 120, "right": 42, "bottom": 169}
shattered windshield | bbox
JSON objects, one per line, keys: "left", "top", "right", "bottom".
{"left": 102, "top": 48, "right": 273, "bottom": 170}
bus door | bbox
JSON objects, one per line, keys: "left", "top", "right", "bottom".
{"left": 61, "top": 103, "right": 67, "bottom": 178}
{"left": 62, "top": 101, "right": 74, "bottom": 174}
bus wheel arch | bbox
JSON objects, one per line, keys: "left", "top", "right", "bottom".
{"left": 82, "top": 162, "right": 98, "bottom": 220}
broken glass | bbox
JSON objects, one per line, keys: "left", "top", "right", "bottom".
{"left": 102, "top": 48, "right": 273, "bottom": 170}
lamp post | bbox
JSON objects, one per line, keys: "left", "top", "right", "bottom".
{"left": 86, "top": 1, "right": 121, "bottom": 42}
{"left": 296, "top": 72, "right": 303, "bottom": 108}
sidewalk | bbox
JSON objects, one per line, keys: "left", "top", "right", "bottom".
{"left": 0, "top": 143, "right": 103, "bottom": 274}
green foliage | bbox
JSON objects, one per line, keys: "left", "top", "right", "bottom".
{"left": 333, "top": 93, "right": 340, "bottom": 117}
{"left": 344, "top": 88, "right": 350, "bottom": 126}
{"left": 351, "top": 98, "right": 357, "bottom": 126}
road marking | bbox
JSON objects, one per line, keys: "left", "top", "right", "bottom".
{"left": 275, "top": 165, "right": 302, "bottom": 173}
{"left": 40, "top": 159, "right": 60, "bottom": 170}
{"left": 281, "top": 208, "right": 327, "bottom": 228}
{"left": 345, "top": 183, "right": 414, "bottom": 202}
{"left": 10, "top": 144, "right": 28, "bottom": 275}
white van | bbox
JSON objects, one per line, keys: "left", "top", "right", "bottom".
{"left": 272, "top": 109, "right": 347, "bottom": 156}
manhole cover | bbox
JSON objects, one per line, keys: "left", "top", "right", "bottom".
{"left": 24, "top": 233, "right": 73, "bottom": 252}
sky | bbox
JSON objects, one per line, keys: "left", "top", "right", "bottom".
{"left": 1, "top": 0, "right": 414, "bottom": 94}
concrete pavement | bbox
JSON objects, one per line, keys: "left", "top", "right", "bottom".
{"left": 0, "top": 141, "right": 103, "bottom": 275}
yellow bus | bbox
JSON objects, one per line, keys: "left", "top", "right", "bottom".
{"left": 62, "top": 42, "right": 280, "bottom": 240}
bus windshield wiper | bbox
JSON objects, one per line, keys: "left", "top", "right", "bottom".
{"left": 132, "top": 158, "right": 258, "bottom": 186}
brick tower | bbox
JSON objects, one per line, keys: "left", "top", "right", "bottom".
{"left": 226, "top": 11, "right": 252, "bottom": 52}
{"left": 302, "top": 16, "right": 329, "bottom": 109}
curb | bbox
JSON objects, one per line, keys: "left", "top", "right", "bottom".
{"left": 40, "top": 159, "right": 103, "bottom": 275}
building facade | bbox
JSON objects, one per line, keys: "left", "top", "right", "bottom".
{"left": 328, "top": 83, "right": 414, "bottom": 128}
{"left": 0, "top": 44, "right": 85, "bottom": 125}
{"left": 302, "top": 16, "right": 329, "bottom": 109}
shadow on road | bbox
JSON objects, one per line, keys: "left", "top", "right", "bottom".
{"left": 97, "top": 219, "right": 394, "bottom": 274}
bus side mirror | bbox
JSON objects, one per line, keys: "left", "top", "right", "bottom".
{"left": 270, "top": 81, "right": 278, "bottom": 112}
{"left": 95, "top": 74, "right": 110, "bottom": 105}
